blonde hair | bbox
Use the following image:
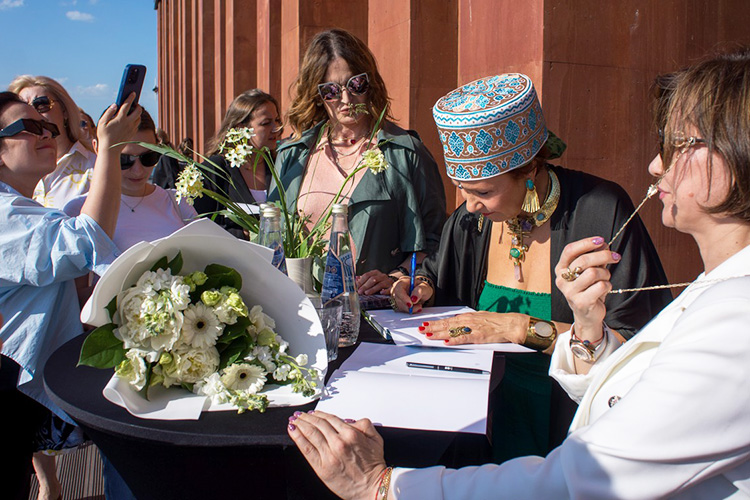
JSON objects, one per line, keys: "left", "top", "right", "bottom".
{"left": 8, "top": 75, "right": 82, "bottom": 145}
{"left": 207, "top": 88, "right": 279, "bottom": 155}
{"left": 286, "top": 29, "right": 393, "bottom": 139}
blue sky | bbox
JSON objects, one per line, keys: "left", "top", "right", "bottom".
{"left": 0, "top": 0, "right": 159, "bottom": 123}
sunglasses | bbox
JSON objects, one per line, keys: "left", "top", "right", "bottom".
{"left": 31, "top": 96, "right": 55, "bottom": 114}
{"left": 0, "top": 118, "right": 60, "bottom": 139}
{"left": 120, "top": 151, "right": 161, "bottom": 169}
{"left": 317, "top": 73, "right": 369, "bottom": 101}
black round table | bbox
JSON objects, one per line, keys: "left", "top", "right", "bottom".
{"left": 45, "top": 319, "right": 494, "bottom": 499}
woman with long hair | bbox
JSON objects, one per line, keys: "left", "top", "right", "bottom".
{"left": 273, "top": 28, "right": 446, "bottom": 295}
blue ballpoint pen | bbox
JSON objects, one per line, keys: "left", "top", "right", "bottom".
{"left": 408, "top": 252, "right": 417, "bottom": 314}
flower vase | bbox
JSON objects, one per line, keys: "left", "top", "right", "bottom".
{"left": 286, "top": 256, "right": 315, "bottom": 295}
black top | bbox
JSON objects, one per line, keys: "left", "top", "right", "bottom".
{"left": 420, "top": 165, "right": 672, "bottom": 339}
{"left": 151, "top": 155, "right": 184, "bottom": 190}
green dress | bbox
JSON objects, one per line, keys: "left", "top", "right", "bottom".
{"left": 477, "top": 281, "right": 553, "bottom": 463}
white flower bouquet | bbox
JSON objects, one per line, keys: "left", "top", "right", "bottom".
{"left": 78, "top": 220, "right": 326, "bottom": 417}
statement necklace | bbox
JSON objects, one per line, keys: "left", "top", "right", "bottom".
{"left": 505, "top": 169, "right": 561, "bottom": 282}
{"left": 327, "top": 128, "right": 366, "bottom": 178}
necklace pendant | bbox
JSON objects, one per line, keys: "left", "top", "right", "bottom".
{"left": 513, "top": 263, "right": 522, "bottom": 282}
{"left": 130, "top": 208, "right": 135, "bottom": 212}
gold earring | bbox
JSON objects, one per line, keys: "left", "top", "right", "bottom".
{"left": 521, "top": 178, "right": 540, "bottom": 213}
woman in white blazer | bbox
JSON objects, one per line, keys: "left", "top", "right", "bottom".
{"left": 286, "top": 49, "right": 750, "bottom": 499}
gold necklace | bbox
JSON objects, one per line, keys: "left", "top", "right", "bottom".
{"left": 505, "top": 169, "right": 560, "bottom": 282}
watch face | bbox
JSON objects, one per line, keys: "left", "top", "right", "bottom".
{"left": 534, "top": 321, "right": 554, "bottom": 338}
{"left": 570, "top": 342, "right": 594, "bottom": 362}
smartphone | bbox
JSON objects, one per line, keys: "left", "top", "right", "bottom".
{"left": 115, "top": 64, "right": 146, "bottom": 114}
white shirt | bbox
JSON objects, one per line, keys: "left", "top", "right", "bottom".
{"left": 64, "top": 185, "right": 198, "bottom": 251}
{"left": 33, "top": 141, "right": 95, "bottom": 209}
{"left": 391, "top": 245, "right": 750, "bottom": 499}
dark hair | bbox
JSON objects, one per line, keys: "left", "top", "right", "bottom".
{"left": 658, "top": 47, "right": 750, "bottom": 222}
{"left": 207, "top": 89, "right": 280, "bottom": 154}
{"left": 286, "top": 29, "right": 393, "bottom": 138}
{"left": 138, "top": 108, "right": 157, "bottom": 135}
{"left": 0, "top": 92, "right": 25, "bottom": 130}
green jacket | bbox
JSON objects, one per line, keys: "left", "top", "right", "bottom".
{"left": 272, "top": 120, "right": 446, "bottom": 274}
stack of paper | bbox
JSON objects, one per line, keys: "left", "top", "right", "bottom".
{"left": 315, "top": 342, "right": 493, "bottom": 434}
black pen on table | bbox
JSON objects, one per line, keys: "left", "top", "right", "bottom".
{"left": 406, "top": 362, "right": 490, "bottom": 375}
{"left": 408, "top": 252, "right": 417, "bottom": 314}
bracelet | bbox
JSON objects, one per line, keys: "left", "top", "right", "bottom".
{"left": 376, "top": 466, "right": 393, "bottom": 500}
{"left": 392, "top": 266, "right": 410, "bottom": 277}
{"left": 386, "top": 274, "right": 399, "bottom": 283}
{"left": 414, "top": 275, "right": 433, "bottom": 289}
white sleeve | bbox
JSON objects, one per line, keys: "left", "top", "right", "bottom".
{"left": 549, "top": 324, "right": 621, "bottom": 403}
{"left": 391, "top": 280, "right": 750, "bottom": 499}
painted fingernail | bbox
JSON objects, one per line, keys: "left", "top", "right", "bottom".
{"left": 411, "top": 295, "right": 418, "bottom": 302}
{"left": 289, "top": 415, "right": 297, "bottom": 422}
{"left": 406, "top": 302, "right": 412, "bottom": 308}
{"left": 288, "top": 423, "right": 297, "bottom": 432}
{"left": 416, "top": 306, "right": 423, "bottom": 313}
{"left": 444, "top": 339, "right": 450, "bottom": 344}
{"left": 422, "top": 322, "right": 429, "bottom": 326}
{"left": 293, "top": 411, "right": 302, "bottom": 417}
{"left": 418, "top": 326, "right": 425, "bottom": 331}
{"left": 612, "top": 252, "right": 621, "bottom": 261}
{"left": 343, "top": 418, "right": 356, "bottom": 424}
{"left": 592, "top": 237, "right": 604, "bottom": 245}
{"left": 307, "top": 410, "right": 315, "bottom": 414}
{"left": 426, "top": 332, "right": 433, "bottom": 337}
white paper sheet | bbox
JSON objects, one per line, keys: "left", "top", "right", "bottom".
{"left": 365, "top": 307, "right": 533, "bottom": 353}
{"left": 315, "top": 343, "right": 493, "bottom": 434}
{"left": 235, "top": 202, "right": 261, "bottom": 215}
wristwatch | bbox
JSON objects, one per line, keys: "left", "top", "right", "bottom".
{"left": 570, "top": 327, "right": 608, "bottom": 362}
{"left": 524, "top": 317, "right": 557, "bottom": 351}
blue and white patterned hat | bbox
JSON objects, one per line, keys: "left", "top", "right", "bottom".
{"left": 433, "top": 73, "right": 548, "bottom": 180}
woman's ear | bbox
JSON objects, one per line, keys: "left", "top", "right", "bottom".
{"left": 92, "top": 137, "right": 99, "bottom": 154}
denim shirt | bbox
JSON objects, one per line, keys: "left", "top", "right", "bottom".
{"left": 272, "top": 121, "right": 446, "bottom": 274}
{"left": 0, "top": 181, "right": 120, "bottom": 420}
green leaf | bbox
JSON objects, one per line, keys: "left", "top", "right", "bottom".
{"left": 140, "top": 364, "right": 155, "bottom": 400}
{"left": 78, "top": 325, "right": 126, "bottom": 368}
{"left": 217, "top": 316, "right": 251, "bottom": 344}
{"left": 150, "top": 256, "right": 168, "bottom": 272}
{"left": 219, "top": 338, "right": 250, "bottom": 370}
{"left": 203, "top": 263, "right": 242, "bottom": 290}
{"left": 105, "top": 296, "right": 118, "bottom": 322}
{"left": 168, "top": 251, "right": 183, "bottom": 275}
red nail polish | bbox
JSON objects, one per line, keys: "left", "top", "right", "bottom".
{"left": 411, "top": 295, "right": 418, "bottom": 302}
{"left": 426, "top": 332, "right": 432, "bottom": 337}
{"left": 444, "top": 339, "right": 450, "bottom": 343}
{"left": 406, "top": 302, "right": 412, "bottom": 308}
{"left": 422, "top": 322, "right": 429, "bottom": 326}
{"left": 418, "top": 326, "right": 425, "bottom": 331}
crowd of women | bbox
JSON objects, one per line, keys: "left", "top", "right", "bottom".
{"left": 1, "top": 26, "right": 749, "bottom": 500}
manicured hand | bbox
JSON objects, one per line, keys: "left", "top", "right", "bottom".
{"left": 421, "top": 311, "right": 528, "bottom": 345}
{"left": 389, "top": 277, "right": 432, "bottom": 314}
{"left": 288, "top": 411, "right": 387, "bottom": 500}
{"left": 555, "top": 236, "right": 619, "bottom": 342}
{"left": 356, "top": 270, "right": 393, "bottom": 296}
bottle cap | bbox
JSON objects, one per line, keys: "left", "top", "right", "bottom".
{"left": 332, "top": 203, "right": 348, "bottom": 215}
{"left": 262, "top": 206, "right": 280, "bottom": 218}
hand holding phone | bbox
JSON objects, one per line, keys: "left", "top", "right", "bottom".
{"left": 115, "top": 64, "right": 146, "bottom": 115}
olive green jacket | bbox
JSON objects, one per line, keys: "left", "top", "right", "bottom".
{"left": 271, "top": 121, "right": 446, "bottom": 274}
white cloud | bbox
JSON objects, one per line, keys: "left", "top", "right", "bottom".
{"left": 0, "top": 0, "right": 24, "bottom": 11}
{"left": 76, "top": 83, "right": 109, "bottom": 96}
{"left": 66, "top": 10, "right": 94, "bottom": 22}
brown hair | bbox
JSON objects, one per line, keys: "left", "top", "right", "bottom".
{"left": 658, "top": 48, "right": 750, "bottom": 222}
{"left": 207, "top": 89, "right": 279, "bottom": 155}
{"left": 8, "top": 75, "right": 82, "bottom": 145}
{"left": 0, "top": 92, "right": 25, "bottom": 130}
{"left": 286, "top": 29, "right": 393, "bottom": 138}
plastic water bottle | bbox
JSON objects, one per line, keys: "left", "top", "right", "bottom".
{"left": 321, "top": 204, "right": 360, "bottom": 346}
{"left": 259, "top": 205, "right": 287, "bottom": 275}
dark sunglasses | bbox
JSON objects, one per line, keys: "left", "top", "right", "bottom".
{"left": 317, "top": 73, "right": 369, "bottom": 101}
{"left": 31, "top": 96, "right": 54, "bottom": 114}
{"left": 0, "top": 118, "right": 60, "bottom": 139}
{"left": 120, "top": 151, "right": 161, "bottom": 169}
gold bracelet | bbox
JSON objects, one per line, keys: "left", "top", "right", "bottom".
{"left": 376, "top": 466, "right": 393, "bottom": 500}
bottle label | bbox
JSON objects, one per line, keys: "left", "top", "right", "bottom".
{"left": 321, "top": 250, "right": 354, "bottom": 301}
{"left": 270, "top": 242, "right": 287, "bottom": 275}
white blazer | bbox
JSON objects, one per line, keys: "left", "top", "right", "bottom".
{"left": 391, "top": 245, "right": 750, "bottom": 499}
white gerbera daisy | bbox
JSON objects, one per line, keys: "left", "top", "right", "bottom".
{"left": 182, "top": 303, "right": 223, "bottom": 348}
{"left": 220, "top": 363, "right": 267, "bottom": 394}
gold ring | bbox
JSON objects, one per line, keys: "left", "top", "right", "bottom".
{"left": 389, "top": 296, "right": 398, "bottom": 311}
{"left": 561, "top": 266, "right": 583, "bottom": 282}
{"left": 449, "top": 326, "right": 472, "bottom": 337}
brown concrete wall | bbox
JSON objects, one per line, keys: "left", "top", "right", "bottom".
{"left": 155, "top": 0, "right": 750, "bottom": 286}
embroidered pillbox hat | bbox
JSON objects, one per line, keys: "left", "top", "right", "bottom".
{"left": 433, "top": 73, "right": 563, "bottom": 180}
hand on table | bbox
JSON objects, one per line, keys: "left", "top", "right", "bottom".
{"left": 420, "top": 311, "right": 528, "bottom": 345}
{"left": 554, "top": 236, "right": 619, "bottom": 342}
{"left": 288, "top": 411, "right": 387, "bottom": 500}
{"left": 356, "top": 270, "right": 394, "bottom": 296}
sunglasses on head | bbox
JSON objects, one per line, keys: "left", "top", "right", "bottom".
{"left": 317, "top": 73, "right": 369, "bottom": 101}
{"left": 0, "top": 118, "right": 60, "bottom": 139}
{"left": 31, "top": 96, "right": 54, "bottom": 114}
{"left": 120, "top": 151, "right": 161, "bottom": 169}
